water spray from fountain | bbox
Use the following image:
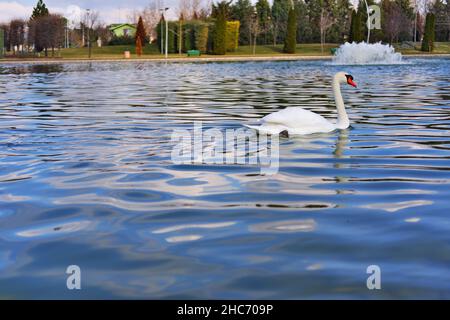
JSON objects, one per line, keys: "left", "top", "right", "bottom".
{"left": 332, "top": 1, "right": 404, "bottom": 65}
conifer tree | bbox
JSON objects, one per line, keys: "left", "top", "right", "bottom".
{"left": 283, "top": 7, "right": 297, "bottom": 53}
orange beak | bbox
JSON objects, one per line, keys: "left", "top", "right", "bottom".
{"left": 347, "top": 78, "right": 357, "bottom": 88}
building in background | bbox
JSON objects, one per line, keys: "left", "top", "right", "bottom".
{"left": 108, "top": 23, "right": 137, "bottom": 38}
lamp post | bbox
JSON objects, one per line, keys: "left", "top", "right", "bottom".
{"left": 164, "top": 7, "right": 169, "bottom": 59}
{"left": 160, "top": 7, "right": 169, "bottom": 58}
{"left": 86, "top": 9, "right": 91, "bottom": 58}
{"left": 363, "top": 0, "right": 371, "bottom": 43}
{"left": 159, "top": 9, "right": 164, "bottom": 55}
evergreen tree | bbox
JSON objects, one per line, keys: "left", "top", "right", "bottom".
{"left": 284, "top": 7, "right": 297, "bottom": 53}
{"left": 156, "top": 14, "right": 165, "bottom": 53}
{"left": 422, "top": 13, "right": 436, "bottom": 52}
{"left": 213, "top": 1, "right": 231, "bottom": 55}
{"left": 357, "top": 0, "right": 376, "bottom": 42}
{"left": 29, "top": 0, "right": 50, "bottom": 53}
{"left": 231, "top": 0, "right": 253, "bottom": 45}
{"left": 294, "top": 0, "right": 312, "bottom": 43}
{"left": 349, "top": 9, "right": 363, "bottom": 42}
{"left": 256, "top": 0, "right": 271, "bottom": 44}
{"left": 328, "top": 0, "right": 351, "bottom": 43}
{"left": 271, "top": 0, "right": 291, "bottom": 44}
{"left": 430, "top": 0, "right": 450, "bottom": 42}
{"left": 31, "top": 0, "right": 49, "bottom": 20}
{"left": 135, "top": 16, "right": 146, "bottom": 56}
{"left": 306, "top": 0, "right": 323, "bottom": 43}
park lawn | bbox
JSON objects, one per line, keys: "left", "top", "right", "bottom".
{"left": 7, "top": 42, "right": 450, "bottom": 60}
{"left": 395, "top": 42, "right": 450, "bottom": 55}
{"left": 60, "top": 43, "right": 162, "bottom": 59}
{"left": 58, "top": 43, "right": 339, "bottom": 59}
{"left": 228, "top": 43, "right": 338, "bottom": 56}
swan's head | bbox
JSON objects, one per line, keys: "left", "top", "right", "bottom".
{"left": 335, "top": 72, "right": 357, "bottom": 88}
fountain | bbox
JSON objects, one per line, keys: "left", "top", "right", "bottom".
{"left": 332, "top": 1, "right": 403, "bottom": 65}
{"left": 332, "top": 42, "right": 403, "bottom": 65}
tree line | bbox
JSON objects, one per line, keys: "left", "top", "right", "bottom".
{"left": 151, "top": 0, "right": 448, "bottom": 55}
{"left": 0, "top": 0, "right": 449, "bottom": 56}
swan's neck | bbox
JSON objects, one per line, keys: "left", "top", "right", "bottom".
{"left": 332, "top": 78, "right": 349, "bottom": 129}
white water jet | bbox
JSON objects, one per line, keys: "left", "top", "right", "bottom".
{"left": 332, "top": 42, "right": 403, "bottom": 65}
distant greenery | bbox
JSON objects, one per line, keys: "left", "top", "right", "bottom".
{"left": 108, "top": 36, "right": 135, "bottom": 46}
{"left": 422, "top": 13, "right": 436, "bottom": 52}
{"left": 24, "top": 42, "right": 449, "bottom": 60}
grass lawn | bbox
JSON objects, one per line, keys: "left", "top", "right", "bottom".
{"left": 394, "top": 42, "right": 450, "bottom": 55}
{"left": 3, "top": 42, "right": 450, "bottom": 60}
{"left": 56, "top": 43, "right": 338, "bottom": 59}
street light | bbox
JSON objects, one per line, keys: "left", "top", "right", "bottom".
{"left": 160, "top": 7, "right": 169, "bottom": 58}
{"left": 159, "top": 9, "right": 164, "bottom": 54}
{"left": 86, "top": 9, "right": 91, "bottom": 59}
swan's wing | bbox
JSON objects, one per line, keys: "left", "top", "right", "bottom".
{"left": 261, "top": 107, "right": 332, "bottom": 128}
{"left": 247, "top": 107, "right": 335, "bottom": 135}
{"left": 245, "top": 123, "right": 288, "bottom": 135}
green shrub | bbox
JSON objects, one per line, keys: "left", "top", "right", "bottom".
{"left": 195, "top": 23, "right": 209, "bottom": 53}
{"left": 226, "top": 21, "right": 240, "bottom": 52}
{"left": 108, "top": 35, "right": 135, "bottom": 46}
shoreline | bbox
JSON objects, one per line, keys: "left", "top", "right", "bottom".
{"left": 1, "top": 53, "right": 449, "bottom": 65}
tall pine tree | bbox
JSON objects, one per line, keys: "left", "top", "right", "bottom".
{"left": 271, "top": 0, "right": 291, "bottom": 45}
{"left": 231, "top": 0, "right": 253, "bottom": 45}
{"left": 31, "top": 0, "right": 49, "bottom": 20}
{"left": 213, "top": 1, "right": 231, "bottom": 55}
{"left": 284, "top": 7, "right": 297, "bottom": 53}
{"left": 256, "top": 0, "right": 271, "bottom": 44}
{"left": 422, "top": 13, "right": 436, "bottom": 52}
{"left": 349, "top": 9, "right": 363, "bottom": 43}
{"left": 135, "top": 16, "right": 146, "bottom": 56}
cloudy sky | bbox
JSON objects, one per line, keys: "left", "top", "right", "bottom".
{"left": 0, "top": 0, "right": 361, "bottom": 25}
{"left": 0, "top": 0, "right": 180, "bottom": 24}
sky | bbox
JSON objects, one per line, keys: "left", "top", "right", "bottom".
{"left": 0, "top": 0, "right": 179, "bottom": 24}
{"left": 0, "top": 0, "right": 361, "bottom": 25}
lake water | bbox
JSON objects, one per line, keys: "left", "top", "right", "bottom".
{"left": 0, "top": 59, "right": 449, "bottom": 299}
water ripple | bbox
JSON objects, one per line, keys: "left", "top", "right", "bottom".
{"left": 0, "top": 59, "right": 449, "bottom": 298}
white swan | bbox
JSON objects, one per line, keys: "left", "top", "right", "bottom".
{"left": 246, "top": 72, "right": 357, "bottom": 135}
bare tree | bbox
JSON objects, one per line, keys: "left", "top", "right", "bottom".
{"left": 28, "top": 14, "right": 65, "bottom": 57}
{"left": 382, "top": 0, "right": 409, "bottom": 44}
{"left": 198, "top": 0, "right": 212, "bottom": 19}
{"left": 9, "top": 19, "right": 26, "bottom": 54}
{"left": 249, "top": 10, "right": 260, "bottom": 55}
{"left": 128, "top": 1, "right": 163, "bottom": 42}
{"left": 191, "top": 0, "right": 202, "bottom": 18}
{"left": 82, "top": 10, "right": 100, "bottom": 58}
{"left": 94, "top": 22, "right": 111, "bottom": 45}
{"left": 47, "top": 14, "right": 65, "bottom": 56}
{"left": 177, "top": 0, "right": 210, "bottom": 21}
{"left": 319, "top": 7, "right": 334, "bottom": 53}
{"left": 177, "top": 0, "right": 192, "bottom": 20}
